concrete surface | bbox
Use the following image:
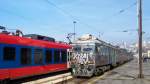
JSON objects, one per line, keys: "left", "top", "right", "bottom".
{"left": 67, "top": 58, "right": 150, "bottom": 84}
{"left": 89, "top": 59, "right": 150, "bottom": 84}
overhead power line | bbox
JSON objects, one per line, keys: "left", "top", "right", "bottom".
{"left": 44, "top": 0, "right": 98, "bottom": 31}
{"left": 102, "top": 1, "right": 137, "bottom": 22}
{"left": 117, "top": 2, "right": 137, "bottom": 14}
{"left": 44, "top": 0, "right": 75, "bottom": 20}
{"left": 44, "top": 0, "right": 137, "bottom": 32}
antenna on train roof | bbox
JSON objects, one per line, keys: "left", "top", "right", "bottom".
{"left": 66, "top": 33, "right": 75, "bottom": 44}
{"left": 0, "top": 26, "right": 10, "bottom": 35}
{"left": 0, "top": 26, "right": 6, "bottom": 30}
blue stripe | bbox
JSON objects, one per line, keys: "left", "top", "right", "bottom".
{"left": 0, "top": 44, "right": 2, "bottom": 62}
{"left": 0, "top": 43, "right": 67, "bottom": 69}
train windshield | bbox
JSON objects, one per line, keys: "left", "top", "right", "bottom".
{"left": 73, "top": 45, "right": 81, "bottom": 52}
{"left": 73, "top": 44, "right": 94, "bottom": 52}
{"left": 83, "top": 48, "right": 92, "bottom": 51}
{"left": 83, "top": 45, "right": 94, "bottom": 52}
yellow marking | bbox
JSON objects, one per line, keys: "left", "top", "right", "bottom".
{"left": 88, "top": 73, "right": 107, "bottom": 84}
{"left": 88, "top": 62, "right": 132, "bottom": 84}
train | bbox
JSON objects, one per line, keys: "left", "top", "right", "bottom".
{"left": 70, "top": 34, "right": 133, "bottom": 77}
{"left": 0, "top": 26, "right": 134, "bottom": 82}
{"left": 0, "top": 28, "right": 72, "bottom": 83}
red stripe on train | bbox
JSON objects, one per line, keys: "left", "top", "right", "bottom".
{"left": 0, "top": 34, "right": 71, "bottom": 49}
{"left": 0, "top": 64, "right": 67, "bottom": 80}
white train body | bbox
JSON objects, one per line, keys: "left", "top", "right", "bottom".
{"left": 70, "top": 34, "right": 133, "bottom": 77}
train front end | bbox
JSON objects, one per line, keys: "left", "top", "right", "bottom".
{"left": 71, "top": 43, "right": 95, "bottom": 77}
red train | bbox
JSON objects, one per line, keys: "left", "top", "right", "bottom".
{"left": 0, "top": 29, "right": 71, "bottom": 82}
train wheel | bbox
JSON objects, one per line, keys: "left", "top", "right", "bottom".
{"left": 94, "top": 68, "right": 103, "bottom": 76}
{"left": 98, "top": 69, "right": 103, "bottom": 76}
{"left": 94, "top": 68, "right": 98, "bottom": 76}
{"left": 110, "top": 65, "right": 114, "bottom": 70}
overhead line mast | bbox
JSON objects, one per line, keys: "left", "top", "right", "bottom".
{"left": 137, "top": 0, "right": 144, "bottom": 78}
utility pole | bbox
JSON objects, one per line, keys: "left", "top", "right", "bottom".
{"left": 99, "top": 32, "right": 101, "bottom": 39}
{"left": 138, "top": 0, "right": 144, "bottom": 78}
{"left": 73, "top": 21, "right": 76, "bottom": 41}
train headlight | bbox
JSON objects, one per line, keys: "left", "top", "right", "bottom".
{"left": 88, "top": 61, "right": 94, "bottom": 64}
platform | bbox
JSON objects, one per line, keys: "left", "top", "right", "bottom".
{"left": 86, "top": 59, "right": 150, "bottom": 84}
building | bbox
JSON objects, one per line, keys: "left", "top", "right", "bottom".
{"left": 128, "top": 41, "right": 150, "bottom": 58}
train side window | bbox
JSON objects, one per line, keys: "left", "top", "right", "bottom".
{"left": 95, "top": 46, "right": 100, "bottom": 56}
{"left": 61, "top": 50, "right": 67, "bottom": 62}
{"left": 106, "top": 47, "right": 109, "bottom": 56}
{"left": 105, "top": 47, "right": 107, "bottom": 56}
{"left": 54, "top": 50, "right": 60, "bottom": 63}
{"left": 34, "top": 49, "right": 43, "bottom": 64}
{"left": 103, "top": 46, "right": 105, "bottom": 56}
{"left": 95, "top": 46, "right": 98, "bottom": 53}
{"left": 100, "top": 46, "right": 104, "bottom": 56}
{"left": 45, "top": 50, "right": 52, "bottom": 64}
{"left": 21, "top": 48, "right": 31, "bottom": 65}
{"left": 3, "top": 47, "right": 16, "bottom": 61}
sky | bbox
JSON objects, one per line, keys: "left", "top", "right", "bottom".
{"left": 0, "top": 0, "right": 150, "bottom": 45}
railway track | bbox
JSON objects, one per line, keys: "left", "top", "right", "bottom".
{"left": 66, "top": 77, "right": 92, "bottom": 84}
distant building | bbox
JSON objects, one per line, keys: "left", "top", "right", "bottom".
{"left": 128, "top": 40, "right": 150, "bottom": 58}
{"left": 147, "top": 50, "right": 150, "bottom": 58}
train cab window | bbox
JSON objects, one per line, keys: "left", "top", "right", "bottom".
{"left": 45, "top": 50, "right": 52, "bottom": 63}
{"left": 34, "top": 49, "right": 43, "bottom": 64}
{"left": 54, "top": 50, "right": 60, "bottom": 63}
{"left": 21, "top": 48, "right": 31, "bottom": 65}
{"left": 3, "top": 47, "right": 16, "bottom": 61}
{"left": 61, "top": 50, "right": 67, "bottom": 62}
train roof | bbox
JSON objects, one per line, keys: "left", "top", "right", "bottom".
{"left": 73, "top": 34, "right": 125, "bottom": 49}
{"left": 23, "top": 34, "right": 55, "bottom": 42}
{"left": 0, "top": 34, "right": 71, "bottom": 49}
{"left": 73, "top": 34, "right": 109, "bottom": 45}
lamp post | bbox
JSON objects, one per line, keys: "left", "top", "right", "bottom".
{"left": 73, "top": 21, "right": 77, "bottom": 41}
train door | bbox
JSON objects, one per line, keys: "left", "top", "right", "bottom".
{"left": 67, "top": 49, "right": 72, "bottom": 69}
